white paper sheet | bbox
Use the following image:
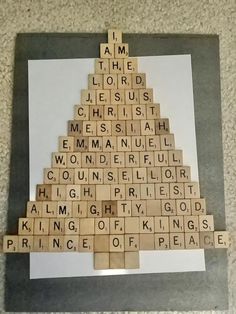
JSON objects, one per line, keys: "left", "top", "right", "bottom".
{"left": 28, "top": 55, "right": 205, "bottom": 279}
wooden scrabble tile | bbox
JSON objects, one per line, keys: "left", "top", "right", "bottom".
{"left": 199, "top": 231, "right": 214, "bottom": 248}
{"left": 79, "top": 235, "right": 94, "bottom": 252}
{"left": 118, "top": 105, "right": 132, "bottom": 120}
{"left": 125, "top": 89, "right": 139, "bottom": 104}
{"left": 124, "top": 234, "right": 139, "bottom": 251}
{"left": 176, "top": 199, "right": 191, "bottom": 215}
{"left": 64, "top": 235, "right": 79, "bottom": 252}
{"left": 168, "top": 150, "right": 183, "bottom": 166}
{"left": 34, "top": 218, "right": 49, "bottom": 235}
{"left": 154, "top": 151, "right": 168, "bottom": 166}
{"left": 96, "top": 153, "right": 111, "bottom": 168}
{"left": 110, "top": 252, "right": 125, "bottom": 269}
{"left": 81, "top": 89, "right": 96, "bottom": 105}
{"left": 74, "top": 168, "right": 89, "bottom": 184}
{"left": 169, "top": 216, "right": 184, "bottom": 232}
{"left": 132, "top": 168, "right": 146, "bottom": 184}
{"left": 74, "top": 136, "right": 89, "bottom": 152}
{"left": 80, "top": 185, "right": 96, "bottom": 200}
{"left": 185, "top": 232, "right": 200, "bottom": 249}
{"left": 155, "top": 183, "right": 170, "bottom": 199}
{"left": 117, "top": 201, "right": 132, "bottom": 216}
{"left": 102, "top": 136, "right": 117, "bottom": 152}
{"left": 132, "top": 200, "right": 146, "bottom": 216}
{"left": 131, "top": 105, "right": 145, "bottom": 120}
{"left": 33, "top": 236, "right": 49, "bottom": 252}
{"left": 111, "top": 152, "right": 125, "bottom": 167}
{"left": 139, "top": 217, "right": 154, "bottom": 233}
{"left": 161, "top": 199, "right": 176, "bottom": 215}
{"left": 59, "top": 169, "right": 74, "bottom": 184}
{"left": 176, "top": 166, "right": 191, "bottom": 182}
{"left": 48, "top": 236, "right": 64, "bottom": 252}
{"left": 94, "top": 252, "right": 110, "bottom": 269}
{"left": 109, "top": 59, "right": 123, "bottom": 73}
{"left": 52, "top": 152, "right": 67, "bottom": 168}
{"left": 51, "top": 184, "right": 66, "bottom": 201}
{"left": 160, "top": 134, "right": 175, "bottom": 150}
{"left": 184, "top": 182, "right": 200, "bottom": 198}
{"left": 49, "top": 218, "right": 65, "bottom": 235}
{"left": 88, "top": 168, "right": 104, "bottom": 184}
{"left": 169, "top": 183, "right": 184, "bottom": 199}
{"left": 36, "top": 184, "right": 52, "bottom": 201}
{"left": 154, "top": 216, "right": 169, "bottom": 233}
{"left": 146, "top": 103, "right": 160, "bottom": 119}
{"left": 89, "top": 105, "right": 104, "bottom": 120}
{"left": 102, "top": 201, "right": 118, "bottom": 217}
{"left": 125, "top": 152, "right": 140, "bottom": 167}
{"left": 44, "top": 168, "right": 59, "bottom": 184}
{"left": 18, "top": 236, "right": 34, "bottom": 252}
{"left": 80, "top": 218, "right": 95, "bottom": 235}
{"left": 214, "top": 231, "right": 229, "bottom": 248}
{"left": 139, "top": 234, "right": 154, "bottom": 250}
{"left": 139, "top": 152, "right": 154, "bottom": 167}
{"left": 125, "top": 251, "right": 139, "bottom": 269}
{"left": 81, "top": 152, "right": 96, "bottom": 167}
{"left": 58, "top": 136, "right": 74, "bottom": 152}
{"left": 74, "top": 104, "right": 89, "bottom": 120}
{"left": 114, "top": 43, "right": 129, "bottom": 58}
{"left": 95, "top": 218, "right": 110, "bottom": 234}
{"left": 82, "top": 121, "right": 97, "bottom": 136}
{"left": 118, "top": 168, "right": 132, "bottom": 183}
{"left": 117, "top": 74, "right": 132, "bottom": 89}
{"left": 102, "top": 167, "right": 117, "bottom": 183}
{"left": 161, "top": 167, "right": 176, "bottom": 182}
{"left": 64, "top": 218, "right": 79, "bottom": 234}
{"left": 184, "top": 215, "right": 199, "bottom": 232}
{"left": 125, "top": 184, "right": 140, "bottom": 200}
{"left": 18, "top": 218, "right": 34, "bottom": 235}
{"left": 146, "top": 200, "right": 161, "bottom": 216}
{"left": 72, "top": 201, "right": 88, "bottom": 217}
{"left": 140, "top": 183, "right": 155, "bottom": 200}
{"left": 95, "top": 58, "right": 109, "bottom": 74}
{"left": 169, "top": 233, "right": 185, "bottom": 249}
{"left": 96, "top": 121, "right": 112, "bottom": 136}
{"left": 147, "top": 167, "right": 161, "bottom": 183}
{"left": 199, "top": 215, "right": 214, "bottom": 231}
{"left": 110, "top": 235, "right": 124, "bottom": 252}
{"left": 132, "top": 73, "right": 146, "bottom": 89}
{"left": 88, "top": 74, "right": 103, "bottom": 89}
{"left": 66, "top": 185, "right": 81, "bottom": 201}
{"left": 54, "top": 203, "right": 71, "bottom": 221}
{"left": 146, "top": 135, "right": 160, "bottom": 151}
{"left": 110, "top": 218, "right": 124, "bottom": 234}
{"left": 3, "top": 236, "right": 18, "bottom": 253}
{"left": 126, "top": 121, "right": 141, "bottom": 136}
{"left": 110, "top": 89, "right": 125, "bottom": 105}
{"left": 96, "top": 185, "right": 111, "bottom": 201}
{"left": 97, "top": 89, "right": 111, "bottom": 105}
{"left": 141, "top": 120, "right": 155, "bottom": 136}
{"left": 26, "top": 201, "right": 42, "bottom": 217}
{"left": 42, "top": 201, "right": 57, "bottom": 217}
{"left": 108, "top": 29, "right": 122, "bottom": 43}
{"left": 67, "top": 152, "right": 81, "bottom": 168}
{"left": 100, "top": 43, "right": 114, "bottom": 58}
{"left": 110, "top": 184, "right": 126, "bottom": 200}
{"left": 111, "top": 121, "right": 126, "bottom": 136}
{"left": 139, "top": 88, "right": 153, "bottom": 104}
{"left": 125, "top": 217, "right": 139, "bottom": 233}
{"left": 154, "top": 233, "right": 170, "bottom": 250}
{"left": 124, "top": 58, "right": 138, "bottom": 73}
{"left": 103, "top": 74, "right": 118, "bottom": 89}
{"left": 131, "top": 136, "right": 145, "bottom": 151}
{"left": 94, "top": 235, "right": 109, "bottom": 252}
{"left": 191, "top": 198, "right": 206, "bottom": 215}
{"left": 155, "top": 118, "right": 170, "bottom": 134}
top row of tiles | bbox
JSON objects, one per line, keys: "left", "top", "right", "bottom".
{"left": 101, "top": 30, "right": 128, "bottom": 59}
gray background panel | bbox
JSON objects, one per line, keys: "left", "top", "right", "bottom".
{"left": 5, "top": 33, "right": 227, "bottom": 311}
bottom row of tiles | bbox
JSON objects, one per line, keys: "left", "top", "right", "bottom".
{"left": 94, "top": 252, "right": 140, "bottom": 269}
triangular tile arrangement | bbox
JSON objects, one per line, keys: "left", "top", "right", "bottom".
{"left": 3, "top": 30, "right": 229, "bottom": 270}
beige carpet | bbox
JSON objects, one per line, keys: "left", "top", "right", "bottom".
{"left": 0, "top": 0, "right": 235, "bottom": 312}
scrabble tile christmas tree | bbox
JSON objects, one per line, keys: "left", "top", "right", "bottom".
{"left": 3, "top": 29, "right": 229, "bottom": 270}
